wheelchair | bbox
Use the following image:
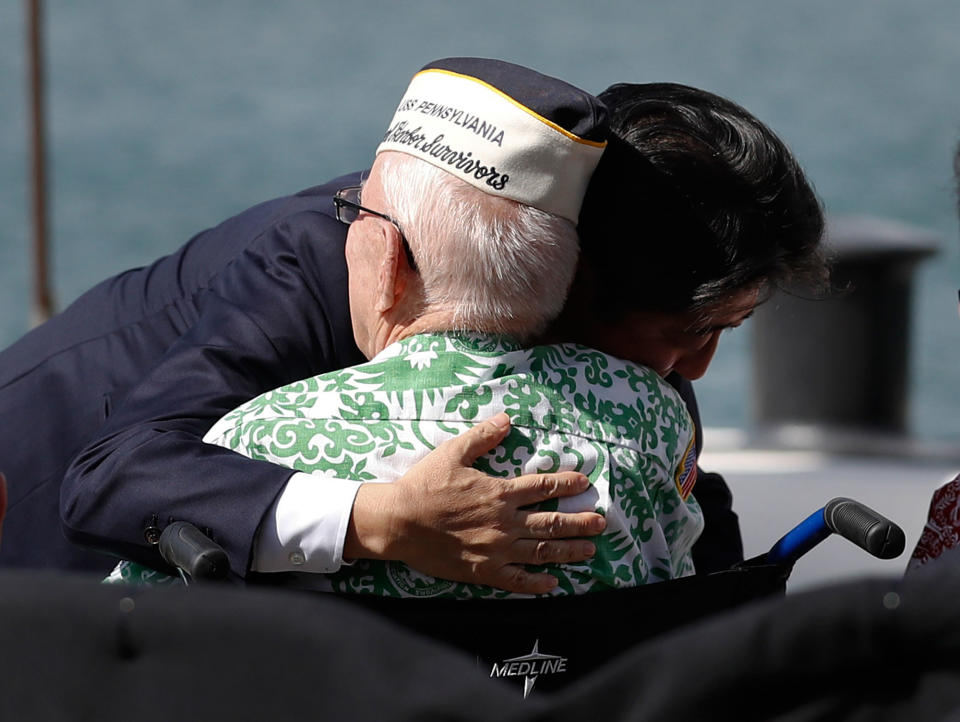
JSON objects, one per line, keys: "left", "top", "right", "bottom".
{"left": 160, "top": 497, "right": 905, "bottom": 696}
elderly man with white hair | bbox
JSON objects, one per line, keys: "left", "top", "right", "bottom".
{"left": 108, "top": 59, "right": 703, "bottom": 597}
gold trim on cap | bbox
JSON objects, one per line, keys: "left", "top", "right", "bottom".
{"left": 415, "top": 68, "right": 608, "bottom": 149}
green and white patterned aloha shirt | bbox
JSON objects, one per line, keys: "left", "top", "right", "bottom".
{"left": 108, "top": 332, "right": 703, "bottom": 597}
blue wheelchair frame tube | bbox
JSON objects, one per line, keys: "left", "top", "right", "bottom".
{"left": 764, "top": 507, "right": 831, "bottom": 566}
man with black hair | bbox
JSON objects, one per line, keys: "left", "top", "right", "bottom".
{"left": 548, "top": 82, "right": 827, "bottom": 570}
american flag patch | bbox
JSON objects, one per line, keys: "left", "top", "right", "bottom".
{"left": 674, "top": 435, "right": 698, "bottom": 501}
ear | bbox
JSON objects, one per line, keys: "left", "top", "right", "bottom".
{"left": 374, "top": 222, "right": 411, "bottom": 313}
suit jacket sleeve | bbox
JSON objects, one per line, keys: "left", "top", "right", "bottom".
{"left": 60, "top": 206, "right": 364, "bottom": 577}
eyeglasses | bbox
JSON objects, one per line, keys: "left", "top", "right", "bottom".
{"left": 334, "top": 186, "right": 417, "bottom": 271}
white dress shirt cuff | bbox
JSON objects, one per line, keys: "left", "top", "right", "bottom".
{"left": 252, "top": 472, "right": 362, "bottom": 573}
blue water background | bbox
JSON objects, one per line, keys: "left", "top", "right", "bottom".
{"left": 1, "top": 0, "right": 958, "bottom": 441}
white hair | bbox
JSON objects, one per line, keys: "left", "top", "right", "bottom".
{"left": 376, "top": 152, "right": 580, "bottom": 341}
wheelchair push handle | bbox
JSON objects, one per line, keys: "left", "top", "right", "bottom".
{"left": 159, "top": 521, "right": 230, "bottom": 582}
{"left": 823, "top": 497, "right": 906, "bottom": 560}
{"left": 764, "top": 497, "right": 905, "bottom": 567}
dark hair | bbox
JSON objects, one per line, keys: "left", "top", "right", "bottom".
{"left": 576, "top": 82, "right": 827, "bottom": 316}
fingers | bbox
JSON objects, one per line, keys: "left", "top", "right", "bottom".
{"left": 521, "top": 509, "right": 606, "bottom": 538}
{"left": 436, "top": 412, "right": 513, "bottom": 466}
{"left": 507, "top": 470, "right": 592, "bottom": 506}
{"left": 511, "top": 537, "right": 597, "bottom": 566}
{"left": 480, "top": 533, "right": 601, "bottom": 593}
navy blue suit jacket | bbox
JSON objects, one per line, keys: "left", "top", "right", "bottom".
{"left": 0, "top": 172, "right": 365, "bottom": 574}
{"left": 0, "top": 170, "right": 740, "bottom": 576}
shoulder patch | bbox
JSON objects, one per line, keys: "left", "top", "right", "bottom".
{"left": 674, "top": 434, "right": 698, "bottom": 501}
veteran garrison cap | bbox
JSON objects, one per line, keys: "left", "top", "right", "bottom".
{"left": 377, "top": 57, "right": 609, "bottom": 223}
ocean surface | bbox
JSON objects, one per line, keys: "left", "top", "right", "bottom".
{"left": 1, "top": 0, "right": 958, "bottom": 443}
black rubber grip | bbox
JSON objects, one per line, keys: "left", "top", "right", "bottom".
{"left": 823, "top": 497, "right": 906, "bottom": 560}
{"left": 158, "top": 521, "right": 230, "bottom": 580}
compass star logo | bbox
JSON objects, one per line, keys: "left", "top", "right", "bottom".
{"left": 489, "top": 640, "right": 569, "bottom": 697}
